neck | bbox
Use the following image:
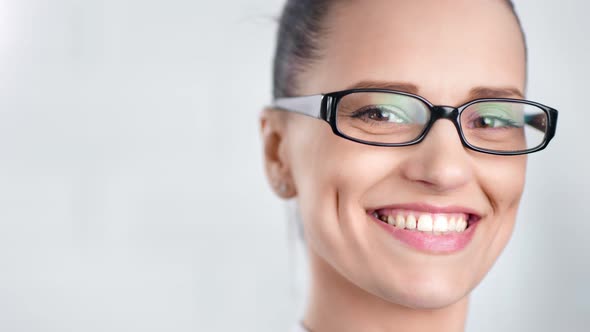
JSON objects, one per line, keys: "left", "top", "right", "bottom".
{"left": 303, "top": 250, "right": 469, "bottom": 332}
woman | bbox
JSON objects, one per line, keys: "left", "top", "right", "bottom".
{"left": 260, "top": 0, "right": 558, "bottom": 331}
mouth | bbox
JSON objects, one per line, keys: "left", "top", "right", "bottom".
{"left": 367, "top": 204, "right": 482, "bottom": 253}
{"left": 370, "top": 209, "right": 480, "bottom": 234}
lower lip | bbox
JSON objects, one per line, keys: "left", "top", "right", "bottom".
{"left": 371, "top": 215, "right": 479, "bottom": 254}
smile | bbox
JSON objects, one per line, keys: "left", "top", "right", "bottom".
{"left": 367, "top": 204, "right": 482, "bottom": 254}
{"left": 372, "top": 210, "right": 474, "bottom": 234}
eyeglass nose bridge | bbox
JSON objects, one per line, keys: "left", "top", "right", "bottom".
{"left": 431, "top": 105, "right": 459, "bottom": 119}
{"left": 419, "top": 105, "right": 464, "bottom": 144}
{"left": 428, "top": 105, "right": 462, "bottom": 127}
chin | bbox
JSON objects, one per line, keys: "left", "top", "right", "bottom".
{"left": 376, "top": 279, "right": 471, "bottom": 310}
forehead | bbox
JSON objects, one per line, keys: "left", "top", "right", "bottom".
{"left": 301, "top": 0, "right": 526, "bottom": 104}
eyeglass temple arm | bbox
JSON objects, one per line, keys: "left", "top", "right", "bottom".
{"left": 271, "top": 95, "right": 325, "bottom": 119}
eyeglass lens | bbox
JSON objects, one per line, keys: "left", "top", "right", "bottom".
{"left": 335, "top": 92, "right": 548, "bottom": 152}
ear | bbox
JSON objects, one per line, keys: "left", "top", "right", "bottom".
{"left": 260, "top": 108, "right": 297, "bottom": 199}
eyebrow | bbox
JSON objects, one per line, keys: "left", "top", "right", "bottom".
{"left": 346, "top": 80, "right": 420, "bottom": 95}
{"left": 345, "top": 80, "right": 524, "bottom": 100}
{"left": 469, "top": 86, "right": 524, "bottom": 99}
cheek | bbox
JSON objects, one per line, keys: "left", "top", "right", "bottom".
{"left": 476, "top": 154, "right": 527, "bottom": 213}
{"left": 474, "top": 154, "right": 527, "bottom": 277}
{"left": 286, "top": 118, "right": 414, "bottom": 292}
{"left": 288, "top": 116, "right": 392, "bottom": 203}
{"left": 287, "top": 119, "right": 385, "bottom": 250}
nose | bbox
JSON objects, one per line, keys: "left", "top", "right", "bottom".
{"left": 399, "top": 119, "right": 473, "bottom": 193}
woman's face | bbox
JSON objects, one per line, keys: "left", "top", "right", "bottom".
{"left": 266, "top": 0, "right": 527, "bottom": 309}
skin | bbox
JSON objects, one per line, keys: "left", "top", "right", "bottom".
{"left": 261, "top": 0, "right": 527, "bottom": 331}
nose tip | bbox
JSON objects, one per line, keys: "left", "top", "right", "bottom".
{"left": 400, "top": 120, "right": 473, "bottom": 192}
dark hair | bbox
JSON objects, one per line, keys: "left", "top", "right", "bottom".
{"left": 272, "top": 0, "right": 525, "bottom": 99}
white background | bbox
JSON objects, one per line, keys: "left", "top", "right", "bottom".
{"left": 0, "top": 0, "right": 588, "bottom": 331}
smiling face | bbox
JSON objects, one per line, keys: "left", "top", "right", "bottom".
{"left": 263, "top": 0, "right": 527, "bottom": 309}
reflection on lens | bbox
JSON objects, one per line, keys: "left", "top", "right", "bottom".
{"left": 461, "top": 101, "right": 547, "bottom": 152}
{"left": 336, "top": 92, "right": 430, "bottom": 144}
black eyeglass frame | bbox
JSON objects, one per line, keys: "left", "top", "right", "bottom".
{"left": 272, "top": 88, "right": 558, "bottom": 156}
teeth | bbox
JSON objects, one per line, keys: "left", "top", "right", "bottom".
{"left": 449, "top": 217, "right": 457, "bottom": 232}
{"left": 433, "top": 215, "right": 448, "bottom": 232}
{"left": 375, "top": 211, "right": 470, "bottom": 234}
{"left": 387, "top": 215, "right": 395, "bottom": 225}
{"left": 417, "top": 214, "right": 433, "bottom": 232}
{"left": 405, "top": 214, "right": 417, "bottom": 230}
{"left": 395, "top": 214, "right": 405, "bottom": 228}
{"left": 456, "top": 216, "right": 467, "bottom": 232}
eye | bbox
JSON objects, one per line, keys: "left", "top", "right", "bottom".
{"left": 472, "top": 115, "right": 519, "bottom": 129}
{"left": 464, "top": 103, "right": 524, "bottom": 129}
{"left": 351, "top": 104, "right": 411, "bottom": 124}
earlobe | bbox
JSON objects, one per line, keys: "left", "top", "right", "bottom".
{"left": 260, "top": 109, "right": 297, "bottom": 199}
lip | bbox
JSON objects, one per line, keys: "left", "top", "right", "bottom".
{"left": 367, "top": 203, "right": 482, "bottom": 254}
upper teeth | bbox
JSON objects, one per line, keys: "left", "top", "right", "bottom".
{"left": 376, "top": 212, "right": 468, "bottom": 233}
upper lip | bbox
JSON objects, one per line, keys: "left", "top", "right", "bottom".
{"left": 368, "top": 202, "right": 483, "bottom": 220}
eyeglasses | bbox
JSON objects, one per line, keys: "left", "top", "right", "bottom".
{"left": 272, "top": 89, "right": 558, "bottom": 155}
